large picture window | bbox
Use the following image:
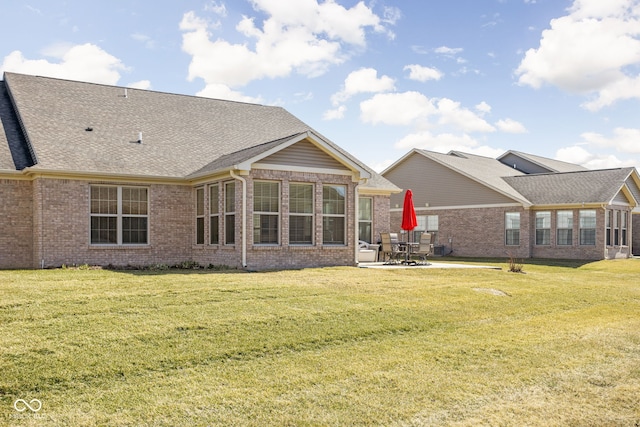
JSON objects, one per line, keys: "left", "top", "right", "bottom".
{"left": 253, "top": 181, "right": 279, "bottom": 244}
{"left": 91, "top": 185, "right": 148, "bottom": 245}
{"left": 579, "top": 210, "right": 596, "bottom": 245}
{"left": 535, "top": 211, "right": 551, "bottom": 245}
{"left": 557, "top": 210, "right": 573, "bottom": 246}
{"left": 290, "top": 183, "right": 313, "bottom": 245}
{"left": 505, "top": 212, "right": 520, "bottom": 246}
{"left": 323, "top": 185, "right": 346, "bottom": 245}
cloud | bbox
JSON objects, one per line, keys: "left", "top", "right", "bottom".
{"left": 555, "top": 145, "right": 636, "bottom": 169}
{"left": 360, "top": 91, "right": 436, "bottom": 126}
{"left": 495, "top": 118, "right": 527, "bottom": 133}
{"left": 131, "top": 33, "right": 157, "bottom": 49}
{"left": 330, "top": 67, "right": 395, "bottom": 105}
{"left": 475, "top": 101, "right": 492, "bottom": 114}
{"left": 1, "top": 43, "right": 126, "bottom": 85}
{"left": 580, "top": 127, "right": 640, "bottom": 154}
{"left": 360, "top": 92, "right": 496, "bottom": 134}
{"left": 394, "top": 131, "right": 504, "bottom": 158}
{"left": 516, "top": 0, "right": 640, "bottom": 110}
{"left": 404, "top": 64, "right": 443, "bottom": 82}
{"left": 180, "top": 1, "right": 394, "bottom": 100}
{"left": 323, "top": 105, "right": 346, "bottom": 120}
{"left": 434, "top": 46, "right": 463, "bottom": 55}
{"left": 127, "top": 80, "right": 152, "bottom": 90}
{"left": 195, "top": 82, "right": 264, "bottom": 104}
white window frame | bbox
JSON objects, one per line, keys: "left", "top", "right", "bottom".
{"left": 289, "top": 183, "right": 314, "bottom": 245}
{"left": 253, "top": 180, "right": 280, "bottom": 245}
{"left": 535, "top": 211, "right": 551, "bottom": 246}
{"left": 505, "top": 212, "right": 520, "bottom": 246}
{"left": 209, "top": 184, "right": 220, "bottom": 245}
{"left": 196, "top": 187, "right": 205, "bottom": 245}
{"left": 322, "top": 184, "right": 346, "bottom": 245}
{"left": 556, "top": 210, "right": 573, "bottom": 246}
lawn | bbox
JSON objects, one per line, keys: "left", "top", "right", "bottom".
{"left": 1, "top": 259, "right": 639, "bottom": 426}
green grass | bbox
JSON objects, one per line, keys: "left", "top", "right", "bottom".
{"left": 1, "top": 259, "right": 639, "bottom": 426}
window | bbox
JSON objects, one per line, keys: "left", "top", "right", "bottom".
{"left": 414, "top": 215, "right": 438, "bottom": 243}
{"left": 91, "top": 185, "right": 148, "bottom": 245}
{"left": 614, "top": 210, "right": 620, "bottom": 246}
{"left": 196, "top": 188, "right": 205, "bottom": 245}
{"left": 358, "top": 197, "right": 372, "bottom": 243}
{"left": 323, "top": 185, "right": 346, "bottom": 245}
{"left": 535, "top": 211, "right": 551, "bottom": 245}
{"left": 505, "top": 212, "right": 520, "bottom": 246}
{"left": 253, "top": 181, "right": 279, "bottom": 244}
{"left": 290, "top": 183, "right": 314, "bottom": 245}
{"left": 557, "top": 211, "right": 573, "bottom": 246}
{"left": 579, "top": 210, "right": 596, "bottom": 245}
{"left": 621, "top": 211, "right": 628, "bottom": 246}
{"left": 225, "top": 181, "right": 236, "bottom": 245}
{"left": 210, "top": 184, "right": 220, "bottom": 245}
{"left": 606, "top": 210, "right": 612, "bottom": 246}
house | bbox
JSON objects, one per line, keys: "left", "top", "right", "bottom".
{"left": 382, "top": 149, "right": 640, "bottom": 260}
{"left": 0, "top": 72, "right": 400, "bottom": 270}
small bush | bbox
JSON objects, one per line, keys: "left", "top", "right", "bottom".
{"left": 507, "top": 253, "right": 524, "bottom": 273}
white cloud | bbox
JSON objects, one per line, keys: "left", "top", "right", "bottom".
{"left": 434, "top": 46, "right": 463, "bottom": 55}
{"left": 195, "top": 82, "right": 264, "bottom": 104}
{"left": 360, "top": 92, "right": 495, "bottom": 134}
{"left": 475, "top": 101, "right": 492, "bottom": 115}
{"left": 580, "top": 127, "right": 640, "bottom": 154}
{"left": 495, "top": 118, "right": 527, "bottom": 133}
{"left": 205, "top": 1, "right": 227, "bottom": 16}
{"left": 516, "top": 0, "right": 640, "bottom": 110}
{"left": 436, "top": 98, "right": 496, "bottom": 133}
{"left": 127, "top": 80, "right": 152, "bottom": 90}
{"left": 323, "top": 105, "right": 346, "bottom": 120}
{"left": 404, "top": 64, "right": 443, "bottom": 82}
{"left": 180, "top": 1, "right": 394, "bottom": 100}
{"left": 1, "top": 43, "right": 126, "bottom": 85}
{"left": 360, "top": 91, "right": 436, "bottom": 126}
{"left": 330, "top": 67, "right": 395, "bottom": 105}
{"left": 394, "top": 131, "right": 504, "bottom": 158}
{"left": 555, "top": 145, "right": 636, "bottom": 169}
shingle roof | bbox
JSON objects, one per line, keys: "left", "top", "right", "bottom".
{"left": 503, "top": 168, "right": 636, "bottom": 205}
{"left": 0, "top": 81, "right": 34, "bottom": 170}
{"left": 2, "top": 72, "right": 398, "bottom": 191}
{"left": 498, "top": 150, "right": 589, "bottom": 173}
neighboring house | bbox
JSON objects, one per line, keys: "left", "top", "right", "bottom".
{"left": 382, "top": 149, "right": 640, "bottom": 260}
{"left": 0, "top": 72, "right": 399, "bottom": 270}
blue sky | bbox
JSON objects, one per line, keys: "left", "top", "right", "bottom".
{"left": 2, "top": 0, "right": 639, "bottom": 172}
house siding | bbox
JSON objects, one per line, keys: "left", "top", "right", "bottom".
{"left": 385, "top": 152, "right": 516, "bottom": 209}
{"left": 0, "top": 178, "right": 33, "bottom": 268}
{"left": 633, "top": 214, "right": 640, "bottom": 256}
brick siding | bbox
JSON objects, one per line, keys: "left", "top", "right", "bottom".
{"left": 0, "top": 179, "right": 33, "bottom": 268}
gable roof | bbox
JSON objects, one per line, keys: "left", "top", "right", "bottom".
{"left": 1, "top": 72, "right": 398, "bottom": 192}
{"left": 503, "top": 168, "right": 639, "bottom": 207}
{"left": 498, "top": 150, "right": 589, "bottom": 174}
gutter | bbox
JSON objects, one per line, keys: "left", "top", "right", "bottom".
{"left": 229, "top": 170, "right": 248, "bottom": 269}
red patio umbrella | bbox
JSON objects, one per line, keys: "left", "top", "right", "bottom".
{"left": 401, "top": 189, "right": 418, "bottom": 233}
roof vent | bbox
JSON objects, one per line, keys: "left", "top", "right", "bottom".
{"left": 138, "top": 132, "right": 143, "bottom": 144}
{"left": 85, "top": 127, "right": 93, "bottom": 132}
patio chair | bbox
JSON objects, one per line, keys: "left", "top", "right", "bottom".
{"left": 380, "top": 232, "right": 403, "bottom": 264}
{"left": 413, "top": 232, "right": 434, "bottom": 265}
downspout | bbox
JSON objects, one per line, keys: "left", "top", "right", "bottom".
{"left": 354, "top": 182, "right": 360, "bottom": 266}
{"left": 229, "top": 170, "right": 248, "bottom": 268}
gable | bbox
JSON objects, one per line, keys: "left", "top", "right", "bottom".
{"left": 385, "top": 151, "right": 520, "bottom": 208}
{"left": 258, "top": 139, "right": 348, "bottom": 171}
{"left": 612, "top": 189, "right": 632, "bottom": 206}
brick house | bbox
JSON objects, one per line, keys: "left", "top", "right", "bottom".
{"left": 382, "top": 149, "right": 640, "bottom": 260}
{"left": 0, "top": 72, "right": 400, "bottom": 270}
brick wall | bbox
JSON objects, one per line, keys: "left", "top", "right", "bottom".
{"left": 32, "top": 178, "right": 193, "bottom": 268}
{"left": 0, "top": 179, "right": 33, "bottom": 268}
{"left": 391, "top": 206, "right": 531, "bottom": 259}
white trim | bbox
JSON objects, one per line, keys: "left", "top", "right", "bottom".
{"left": 390, "top": 202, "right": 523, "bottom": 212}
{"left": 252, "top": 163, "right": 353, "bottom": 176}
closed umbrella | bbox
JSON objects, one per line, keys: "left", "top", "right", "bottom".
{"left": 401, "top": 189, "right": 418, "bottom": 263}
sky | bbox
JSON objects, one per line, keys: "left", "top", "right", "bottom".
{"left": 1, "top": 0, "right": 640, "bottom": 173}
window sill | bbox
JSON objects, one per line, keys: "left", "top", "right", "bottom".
{"left": 89, "top": 244, "right": 151, "bottom": 250}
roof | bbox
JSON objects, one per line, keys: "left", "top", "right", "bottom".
{"left": 0, "top": 81, "right": 34, "bottom": 170}
{"left": 1, "top": 72, "right": 398, "bottom": 192}
{"left": 498, "top": 150, "right": 589, "bottom": 174}
{"left": 503, "top": 168, "right": 638, "bottom": 206}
